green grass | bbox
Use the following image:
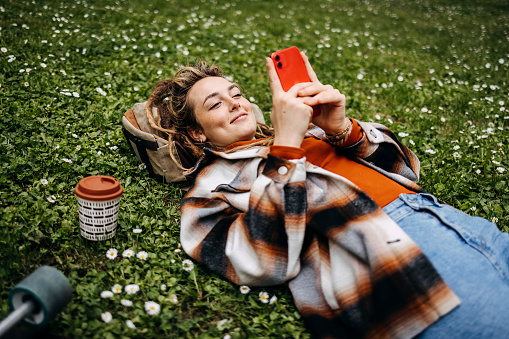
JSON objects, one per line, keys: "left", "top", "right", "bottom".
{"left": 0, "top": 0, "right": 508, "bottom": 337}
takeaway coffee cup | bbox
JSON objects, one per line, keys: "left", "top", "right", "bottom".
{"left": 74, "top": 175, "right": 123, "bottom": 241}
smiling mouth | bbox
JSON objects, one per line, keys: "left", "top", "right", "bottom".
{"left": 230, "top": 113, "right": 247, "bottom": 124}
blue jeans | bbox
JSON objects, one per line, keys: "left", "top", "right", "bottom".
{"left": 383, "top": 193, "right": 509, "bottom": 338}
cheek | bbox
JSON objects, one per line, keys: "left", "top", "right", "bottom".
{"left": 197, "top": 110, "right": 229, "bottom": 137}
{"left": 242, "top": 99, "right": 252, "bottom": 111}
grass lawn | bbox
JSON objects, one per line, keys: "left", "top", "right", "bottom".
{"left": 1, "top": 0, "right": 508, "bottom": 337}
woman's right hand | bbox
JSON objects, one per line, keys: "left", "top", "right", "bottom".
{"left": 266, "top": 57, "right": 314, "bottom": 148}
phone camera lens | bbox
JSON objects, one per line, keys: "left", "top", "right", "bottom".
{"left": 275, "top": 55, "right": 280, "bottom": 61}
{"left": 277, "top": 62, "right": 282, "bottom": 68}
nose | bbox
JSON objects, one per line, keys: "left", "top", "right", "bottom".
{"left": 229, "top": 99, "right": 240, "bottom": 112}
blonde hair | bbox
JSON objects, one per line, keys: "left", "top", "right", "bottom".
{"left": 145, "top": 62, "right": 274, "bottom": 170}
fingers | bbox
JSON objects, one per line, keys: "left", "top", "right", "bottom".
{"left": 301, "top": 52, "right": 320, "bottom": 83}
{"left": 298, "top": 83, "right": 333, "bottom": 97}
{"left": 288, "top": 82, "right": 315, "bottom": 97}
{"left": 303, "top": 86, "right": 344, "bottom": 107}
{"left": 266, "top": 57, "right": 283, "bottom": 94}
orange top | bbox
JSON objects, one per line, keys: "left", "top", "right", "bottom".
{"left": 229, "top": 120, "right": 414, "bottom": 207}
{"left": 75, "top": 175, "right": 124, "bottom": 201}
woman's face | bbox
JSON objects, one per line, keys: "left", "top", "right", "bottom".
{"left": 188, "top": 76, "right": 257, "bottom": 147}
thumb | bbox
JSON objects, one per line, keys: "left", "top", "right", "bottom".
{"left": 266, "top": 57, "right": 283, "bottom": 95}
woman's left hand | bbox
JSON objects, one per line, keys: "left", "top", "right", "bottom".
{"left": 299, "top": 52, "right": 348, "bottom": 135}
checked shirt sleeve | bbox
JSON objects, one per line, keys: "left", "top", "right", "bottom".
{"left": 180, "top": 153, "right": 308, "bottom": 287}
{"left": 308, "top": 120, "right": 422, "bottom": 190}
{"left": 349, "top": 120, "right": 421, "bottom": 182}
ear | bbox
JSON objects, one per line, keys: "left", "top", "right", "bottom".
{"left": 187, "top": 128, "right": 206, "bottom": 143}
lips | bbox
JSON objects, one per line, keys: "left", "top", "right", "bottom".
{"left": 230, "top": 113, "right": 247, "bottom": 124}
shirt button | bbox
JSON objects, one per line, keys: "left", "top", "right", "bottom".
{"left": 278, "top": 166, "right": 288, "bottom": 175}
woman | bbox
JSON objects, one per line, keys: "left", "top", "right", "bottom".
{"left": 146, "top": 53, "right": 509, "bottom": 338}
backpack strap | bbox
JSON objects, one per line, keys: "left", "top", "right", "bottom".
{"left": 121, "top": 123, "right": 163, "bottom": 183}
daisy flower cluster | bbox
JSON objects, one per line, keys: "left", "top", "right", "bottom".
{"left": 39, "top": 178, "right": 58, "bottom": 204}
{"left": 238, "top": 285, "right": 278, "bottom": 304}
{"left": 99, "top": 281, "right": 158, "bottom": 327}
{"left": 106, "top": 248, "right": 148, "bottom": 260}
{"left": 98, "top": 247, "right": 195, "bottom": 329}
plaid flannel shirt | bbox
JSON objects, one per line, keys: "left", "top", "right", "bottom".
{"left": 180, "top": 120, "right": 460, "bottom": 339}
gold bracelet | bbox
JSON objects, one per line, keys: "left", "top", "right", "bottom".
{"left": 326, "top": 119, "right": 352, "bottom": 146}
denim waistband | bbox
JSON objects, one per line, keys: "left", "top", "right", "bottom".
{"left": 383, "top": 192, "right": 509, "bottom": 285}
{"left": 382, "top": 193, "right": 444, "bottom": 222}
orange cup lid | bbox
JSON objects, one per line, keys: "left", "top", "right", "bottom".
{"left": 74, "top": 175, "right": 123, "bottom": 201}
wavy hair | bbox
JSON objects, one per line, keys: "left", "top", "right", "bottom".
{"left": 145, "top": 62, "right": 274, "bottom": 170}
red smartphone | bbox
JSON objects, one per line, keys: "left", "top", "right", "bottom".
{"left": 270, "top": 46, "right": 320, "bottom": 117}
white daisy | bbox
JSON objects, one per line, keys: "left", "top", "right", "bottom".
{"left": 239, "top": 286, "right": 250, "bottom": 294}
{"left": 96, "top": 87, "right": 107, "bottom": 96}
{"left": 122, "top": 249, "right": 135, "bottom": 258}
{"left": 100, "top": 291, "right": 114, "bottom": 298}
{"left": 106, "top": 248, "right": 118, "bottom": 260}
{"left": 112, "top": 284, "right": 122, "bottom": 294}
{"left": 126, "top": 320, "right": 136, "bottom": 329}
{"left": 182, "top": 259, "right": 194, "bottom": 271}
{"left": 160, "top": 284, "right": 167, "bottom": 291}
{"left": 169, "top": 294, "right": 178, "bottom": 304}
{"left": 40, "top": 179, "right": 48, "bottom": 185}
{"left": 137, "top": 251, "right": 148, "bottom": 260}
{"left": 132, "top": 228, "right": 142, "bottom": 234}
{"left": 259, "top": 291, "right": 270, "bottom": 303}
{"left": 101, "top": 311, "right": 112, "bottom": 323}
{"left": 269, "top": 295, "right": 278, "bottom": 304}
{"left": 120, "top": 299, "right": 133, "bottom": 307}
{"left": 144, "top": 301, "right": 160, "bottom": 316}
{"left": 496, "top": 167, "right": 505, "bottom": 173}
{"left": 125, "top": 284, "right": 140, "bottom": 295}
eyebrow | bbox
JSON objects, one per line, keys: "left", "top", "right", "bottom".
{"left": 202, "top": 84, "right": 239, "bottom": 107}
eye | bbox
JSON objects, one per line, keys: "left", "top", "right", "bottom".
{"left": 209, "top": 102, "right": 221, "bottom": 110}
{"left": 233, "top": 93, "right": 243, "bottom": 99}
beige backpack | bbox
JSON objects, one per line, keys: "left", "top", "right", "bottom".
{"left": 122, "top": 102, "right": 266, "bottom": 189}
